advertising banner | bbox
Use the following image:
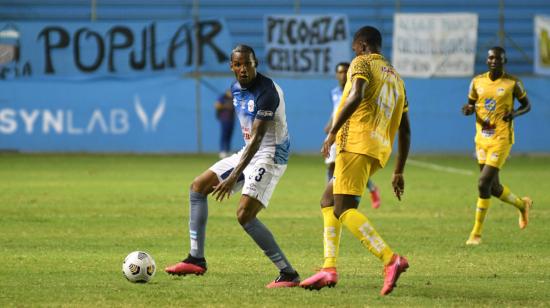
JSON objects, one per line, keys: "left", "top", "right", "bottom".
{"left": 534, "top": 15, "right": 550, "bottom": 76}
{"left": 264, "top": 14, "right": 350, "bottom": 76}
{"left": 0, "top": 76, "right": 198, "bottom": 152}
{"left": 0, "top": 19, "right": 232, "bottom": 80}
{"left": 392, "top": 13, "right": 478, "bottom": 77}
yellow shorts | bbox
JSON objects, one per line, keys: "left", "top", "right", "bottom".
{"left": 333, "top": 151, "right": 379, "bottom": 196}
{"left": 476, "top": 143, "right": 512, "bottom": 169}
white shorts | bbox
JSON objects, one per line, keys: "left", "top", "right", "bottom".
{"left": 209, "top": 151, "right": 287, "bottom": 207}
{"left": 324, "top": 144, "right": 337, "bottom": 164}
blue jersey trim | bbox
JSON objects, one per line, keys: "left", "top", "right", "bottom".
{"left": 220, "top": 168, "right": 245, "bottom": 183}
{"left": 274, "top": 137, "right": 290, "bottom": 164}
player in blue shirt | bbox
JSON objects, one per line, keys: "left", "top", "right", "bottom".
{"left": 165, "top": 45, "right": 299, "bottom": 288}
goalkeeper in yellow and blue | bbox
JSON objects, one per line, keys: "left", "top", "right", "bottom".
{"left": 299, "top": 26, "right": 411, "bottom": 296}
{"left": 462, "top": 46, "right": 532, "bottom": 246}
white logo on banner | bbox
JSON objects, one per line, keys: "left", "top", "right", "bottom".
{"left": 392, "top": 13, "right": 478, "bottom": 77}
{"left": 0, "top": 96, "right": 166, "bottom": 135}
{"left": 134, "top": 95, "right": 166, "bottom": 132}
{"left": 0, "top": 108, "right": 129, "bottom": 135}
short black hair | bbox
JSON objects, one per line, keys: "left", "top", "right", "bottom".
{"left": 353, "top": 26, "right": 382, "bottom": 48}
{"left": 231, "top": 44, "right": 258, "bottom": 66}
{"left": 335, "top": 62, "right": 350, "bottom": 71}
{"left": 489, "top": 46, "right": 506, "bottom": 56}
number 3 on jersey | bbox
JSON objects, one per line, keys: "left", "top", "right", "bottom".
{"left": 254, "top": 167, "right": 266, "bottom": 182}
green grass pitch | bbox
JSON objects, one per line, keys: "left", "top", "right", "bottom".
{"left": 1, "top": 153, "right": 549, "bottom": 306}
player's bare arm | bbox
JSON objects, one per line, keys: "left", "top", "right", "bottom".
{"left": 324, "top": 115, "right": 333, "bottom": 134}
{"left": 503, "top": 96, "right": 531, "bottom": 122}
{"left": 212, "top": 118, "right": 269, "bottom": 201}
{"left": 322, "top": 77, "right": 367, "bottom": 157}
{"left": 392, "top": 112, "right": 411, "bottom": 201}
{"left": 462, "top": 98, "right": 476, "bottom": 116}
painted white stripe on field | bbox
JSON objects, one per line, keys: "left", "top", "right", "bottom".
{"left": 408, "top": 159, "right": 475, "bottom": 176}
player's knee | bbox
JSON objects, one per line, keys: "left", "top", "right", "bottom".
{"left": 190, "top": 178, "right": 209, "bottom": 195}
{"left": 320, "top": 196, "right": 333, "bottom": 208}
{"left": 236, "top": 208, "right": 255, "bottom": 226}
{"left": 477, "top": 177, "right": 492, "bottom": 193}
{"left": 333, "top": 207, "right": 344, "bottom": 219}
{"left": 491, "top": 183, "right": 503, "bottom": 197}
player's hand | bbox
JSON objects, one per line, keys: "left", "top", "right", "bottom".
{"left": 321, "top": 133, "right": 336, "bottom": 158}
{"left": 502, "top": 111, "right": 514, "bottom": 122}
{"left": 212, "top": 176, "right": 236, "bottom": 202}
{"left": 462, "top": 103, "right": 475, "bottom": 116}
{"left": 392, "top": 173, "right": 404, "bottom": 201}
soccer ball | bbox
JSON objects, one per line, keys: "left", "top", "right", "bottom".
{"left": 122, "top": 251, "right": 156, "bottom": 283}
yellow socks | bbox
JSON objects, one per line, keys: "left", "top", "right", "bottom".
{"left": 471, "top": 198, "right": 490, "bottom": 237}
{"left": 339, "top": 208, "right": 394, "bottom": 265}
{"left": 321, "top": 207, "right": 341, "bottom": 268}
{"left": 499, "top": 185, "right": 525, "bottom": 211}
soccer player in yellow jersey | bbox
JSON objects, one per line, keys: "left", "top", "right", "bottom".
{"left": 300, "top": 26, "right": 411, "bottom": 296}
{"left": 462, "top": 47, "right": 532, "bottom": 246}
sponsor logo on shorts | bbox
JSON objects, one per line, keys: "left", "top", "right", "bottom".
{"left": 257, "top": 110, "right": 273, "bottom": 117}
{"left": 477, "top": 149, "right": 486, "bottom": 160}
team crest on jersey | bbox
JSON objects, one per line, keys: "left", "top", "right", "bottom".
{"left": 248, "top": 100, "right": 255, "bottom": 112}
{"left": 484, "top": 98, "right": 496, "bottom": 111}
{"left": 497, "top": 88, "right": 505, "bottom": 96}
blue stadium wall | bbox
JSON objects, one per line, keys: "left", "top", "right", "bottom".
{"left": 2, "top": 76, "right": 548, "bottom": 153}
{"left": 1, "top": 0, "right": 549, "bottom": 153}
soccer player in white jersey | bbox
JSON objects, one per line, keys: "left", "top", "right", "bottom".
{"left": 325, "top": 62, "right": 381, "bottom": 209}
{"left": 165, "top": 45, "right": 300, "bottom": 288}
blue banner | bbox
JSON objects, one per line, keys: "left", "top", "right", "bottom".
{"left": 0, "top": 20, "right": 232, "bottom": 80}
{"left": 0, "top": 76, "right": 198, "bottom": 152}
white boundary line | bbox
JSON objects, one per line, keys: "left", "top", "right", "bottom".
{"left": 408, "top": 159, "right": 475, "bottom": 176}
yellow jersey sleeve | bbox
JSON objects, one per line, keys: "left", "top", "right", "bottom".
{"left": 403, "top": 88, "right": 409, "bottom": 113}
{"left": 468, "top": 78, "right": 478, "bottom": 100}
{"left": 514, "top": 78, "right": 527, "bottom": 100}
{"left": 349, "top": 56, "right": 371, "bottom": 84}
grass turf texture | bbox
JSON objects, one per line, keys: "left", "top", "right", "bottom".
{"left": 1, "top": 153, "right": 549, "bottom": 307}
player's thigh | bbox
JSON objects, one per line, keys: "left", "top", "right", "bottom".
{"left": 485, "top": 144, "right": 512, "bottom": 169}
{"left": 208, "top": 152, "right": 245, "bottom": 193}
{"left": 479, "top": 164, "right": 500, "bottom": 187}
{"left": 191, "top": 170, "right": 220, "bottom": 195}
{"left": 333, "top": 151, "right": 375, "bottom": 197}
{"left": 242, "top": 160, "right": 286, "bottom": 208}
